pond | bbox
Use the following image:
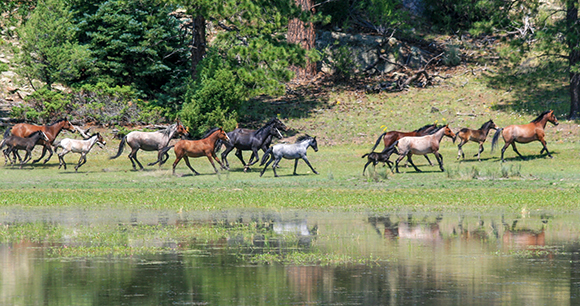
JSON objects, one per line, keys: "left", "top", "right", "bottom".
{"left": 1, "top": 208, "right": 580, "bottom": 305}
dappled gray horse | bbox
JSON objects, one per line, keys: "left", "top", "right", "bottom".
{"left": 259, "top": 135, "right": 319, "bottom": 177}
{"left": 109, "top": 121, "right": 188, "bottom": 170}
{"left": 54, "top": 133, "right": 106, "bottom": 171}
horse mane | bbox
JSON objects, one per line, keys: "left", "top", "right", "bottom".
{"left": 481, "top": 120, "right": 494, "bottom": 130}
{"left": 531, "top": 111, "right": 551, "bottom": 123}
{"left": 414, "top": 124, "right": 435, "bottom": 133}
{"left": 49, "top": 118, "right": 68, "bottom": 126}
{"left": 255, "top": 118, "right": 277, "bottom": 133}
{"left": 157, "top": 123, "right": 178, "bottom": 136}
{"left": 201, "top": 127, "right": 220, "bottom": 139}
{"left": 296, "top": 134, "right": 313, "bottom": 143}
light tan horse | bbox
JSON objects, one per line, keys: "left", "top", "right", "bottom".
{"left": 159, "top": 127, "right": 230, "bottom": 176}
{"left": 454, "top": 119, "right": 499, "bottom": 161}
{"left": 389, "top": 125, "right": 455, "bottom": 173}
{"left": 491, "top": 110, "right": 559, "bottom": 162}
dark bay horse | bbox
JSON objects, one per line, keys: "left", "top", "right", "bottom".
{"left": 160, "top": 127, "right": 230, "bottom": 176}
{"left": 218, "top": 118, "right": 287, "bottom": 171}
{"left": 110, "top": 120, "right": 188, "bottom": 170}
{"left": 454, "top": 119, "right": 499, "bottom": 161}
{"left": 0, "top": 130, "right": 49, "bottom": 168}
{"left": 386, "top": 125, "right": 455, "bottom": 173}
{"left": 8, "top": 118, "right": 76, "bottom": 164}
{"left": 371, "top": 124, "right": 438, "bottom": 165}
{"left": 491, "top": 110, "right": 559, "bottom": 162}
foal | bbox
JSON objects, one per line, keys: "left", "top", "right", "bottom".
{"left": 260, "top": 135, "right": 319, "bottom": 177}
{"left": 361, "top": 150, "right": 396, "bottom": 175}
{"left": 0, "top": 131, "right": 49, "bottom": 168}
{"left": 54, "top": 133, "right": 106, "bottom": 171}
{"left": 454, "top": 119, "right": 498, "bottom": 161}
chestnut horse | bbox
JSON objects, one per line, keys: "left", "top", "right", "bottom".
{"left": 454, "top": 119, "right": 499, "bottom": 161}
{"left": 386, "top": 125, "right": 455, "bottom": 173}
{"left": 371, "top": 124, "right": 438, "bottom": 165}
{"left": 159, "top": 127, "right": 230, "bottom": 176}
{"left": 8, "top": 118, "right": 76, "bottom": 164}
{"left": 491, "top": 110, "right": 559, "bottom": 162}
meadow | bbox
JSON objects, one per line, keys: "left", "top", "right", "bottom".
{"left": 1, "top": 68, "right": 580, "bottom": 213}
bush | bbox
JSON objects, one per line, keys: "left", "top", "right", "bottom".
{"left": 180, "top": 52, "right": 244, "bottom": 138}
{"left": 11, "top": 83, "right": 166, "bottom": 125}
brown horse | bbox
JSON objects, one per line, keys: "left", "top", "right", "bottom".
{"left": 454, "top": 119, "right": 499, "bottom": 161}
{"left": 8, "top": 118, "right": 76, "bottom": 164}
{"left": 371, "top": 124, "right": 439, "bottom": 165}
{"left": 491, "top": 110, "right": 559, "bottom": 162}
{"left": 386, "top": 125, "right": 455, "bottom": 173}
{"left": 160, "top": 127, "right": 230, "bottom": 176}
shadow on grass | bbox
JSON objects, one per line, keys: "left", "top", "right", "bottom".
{"left": 485, "top": 58, "right": 572, "bottom": 119}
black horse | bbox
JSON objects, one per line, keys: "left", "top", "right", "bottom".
{"left": 218, "top": 118, "right": 287, "bottom": 171}
{"left": 0, "top": 130, "right": 49, "bottom": 168}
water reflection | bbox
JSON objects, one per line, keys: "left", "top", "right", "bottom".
{"left": 1, "top": 209, "right": 580, "bottom": 305}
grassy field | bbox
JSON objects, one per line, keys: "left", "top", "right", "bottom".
{"left": 1, "top": 68, "right": 580, "bottom": 213}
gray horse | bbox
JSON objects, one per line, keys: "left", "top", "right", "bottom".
{"left": 259, "top": 135, "right": 319, "bottom": 177}
{"left": 110, "top": 120, "right": 188, "bottom": 170}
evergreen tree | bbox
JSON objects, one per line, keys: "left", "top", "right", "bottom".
{"left": 16, "top": 0, "right": 90, "bottom": 90}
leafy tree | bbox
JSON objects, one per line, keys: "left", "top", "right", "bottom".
{"left": 16, "top": 0, "right": 91, "bottom": 90}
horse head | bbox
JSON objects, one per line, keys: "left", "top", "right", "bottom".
{"left": 61, "top": 119, "right": 76, "bottom": 133}
{"left": 217, "top": 128, "right": 230, "bottom": 142}
{"left": 443, "top": 125, "right": 455, "bottom": 139}
{"left": 484, "top": 119, "right": 499, "bottom": 130}
{"left": 175, "top": 120, "right": 189, "bottom": 137}
{"left": 96, "top": 133, "right": 106, "bottom": 148}
{"left": 273, "top": 118, "right": 287, "bottom": 131}
{"left": 307, "top": 135, "right": 318, "bottom": 152}
{"left": 547, "top": 110, "right": 559, "bottom": 126}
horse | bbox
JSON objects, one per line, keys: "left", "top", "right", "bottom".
{"left": 259, "top": 135, "right": 319, "bottom": 177}
{"left": 159, "top": 127, "right": 230, "bottom": 176}
{"left": 8, "top": 118, "right": 76, "bottom": 164}
{"left": 218, "top": 118, "right": 287, "bottom": 171}
{"left": 361, "top": 151, "right": 394, "bottom": 175}
{"left": 371, "top": 124, "right": 439, "bottom": 166}
{"left": 491, "top": 110, "right": 559, "bottom": 162}
{"left": 386, "top": 125, "right": 455, "bottom": 173}
{"left": 454, "top": 119, "right": 499, "bottom": 161}
{"left": 53, "top": 133, "right": 106, "bottom": 171}
{"left": 109, "top": 120, "right": 188, "bottom": 170}
{"left": 0, "top": 130, "right": 49, "bottom": 168}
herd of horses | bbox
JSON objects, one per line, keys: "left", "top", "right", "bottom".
{"left": 0, "top": 109, "right": 560, "bottom": 176}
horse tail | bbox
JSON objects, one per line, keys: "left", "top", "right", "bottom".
{"left": 260, "top": 147, "right": 273, "bottom": 166}
{"left": 109, "top": 136, "right": 127, "bottom": 159}
{"left": 52, "top": 140, "right": 61, "bottom": 153}
{"left": 491, "top": 128, "right": 503, "bottom": 152}
{"left": 370, "top": 132, "right": 387, "bottom": 152}
{"left": 159, "top": 145, "right": 174, "bottom": 157}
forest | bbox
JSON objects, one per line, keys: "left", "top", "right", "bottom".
{"left": 0, "top": 0, "right": 579, "bottom": 138}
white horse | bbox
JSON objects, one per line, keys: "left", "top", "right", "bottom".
{"left": 388, "top": 125, "right": 455, "bottom": 173}
{"left": 259, "top": 135, "right": 319, "bottom": 177}
{"left": 109, "top": 120, "right": 188, "bottom": 170}
{"left": 54, "top": 133, "right": 106, "bottom": 171}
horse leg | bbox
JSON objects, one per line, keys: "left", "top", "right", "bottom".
{"left": 293, "top": 159, "right": 299, "bottom": 175}
{"left": 148, "top": 150, "right": 163, "bottom": 166}
{"left": 31, "top": 145, "right": 47, "bottom": 164}
{"left": 234, "top": 149, "right": 247, "bottom": 168}
{"left": 407, "top": 154, "right": 421, "bottom": 172}
{"left": 394, "top": 153, "right": 406, "bottom": 173}
{"left": 244, "top": 149, "right": 261, "bottom": 171}
{"left": 510, "top": 143, "right": 526, "bottom": 160}
{"left": 435, "top": 152, "right": 444, "bottom": 171}
{"left": 259, "top": 158, "right": 274, "bottom": 177}
{"left": 457, "top": 141, "right": 465, "bottom": 160}
{"left": 75, "top": 153, "right": 87, "bottom": 172}
{"left": 206, "top": 155, "right": 220, "bottom": 173}
{"left": 475, "top": 142, "right": 484, "bottom": 161}
{"left": 500, "top": 141, "right": 511, "bottom": 162}
{"left": 58, "top": 150, "right": 69, "bottom": 170}
{"left": 363, "top": 160, "right": 373, "bottom": 175}
{"left": 172, "top": 155, "right": 183, "bottom": 175}
{"left": 220, "top": 144, "right": 234, "bottom": 170}
{"left": 20, "top": 150, "right": 32, "bottom": 169}
{"left": 212, "top": 152, "right": 227, "bottom": 170}
{"left": 301, "top": 156, "right": 318, "bottom": 175}
{"left": 183, "top": 156, "right": 200, "bottom": 175}
{"left": 539, "top": 138, "right": 553, "bottom": 158}
{"left": 424, "top": 155, "right": 434, "bottom": 166}
{"left": 272, "top": 158, "right": 282, "bottom": 177}
{"left": 128, "top": 148, "right": 143, "bottom": 170}
{"left": 43, "top": 145, "right": 54, "bottom": 164}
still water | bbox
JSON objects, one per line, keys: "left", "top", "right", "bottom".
{"left": 1, "top": 209, "right": 580, "bottom": 305}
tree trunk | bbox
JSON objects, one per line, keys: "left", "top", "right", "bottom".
{"left": 191, "top": 14, "right": 206, "bottom": 81}
{"left": 567, "top": 0, "right": 580, "bottom": 119}
{"left": 288, "top": 0, "right": 316, "bottom": 79}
